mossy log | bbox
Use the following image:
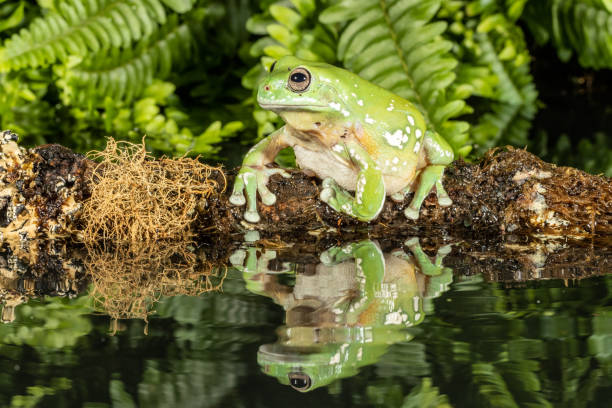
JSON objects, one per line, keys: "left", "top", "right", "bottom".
{"left": 0, "top": 130, "right": 610, "bottom": 245}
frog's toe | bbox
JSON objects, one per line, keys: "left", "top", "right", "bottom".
{"left": 438, "top": 196, "right": 452, "bottom": 207}
{"left": 438, "top": 244, "right": 452, "bottom": 255}
{"left": 320, "top": 250, "right": 333, "bottom": 265}
{"left": 229, "top": 249, "right": 247, "bottom": 266}
{"left": 390, "top": 192, "right": 405, "bottom": 203}
{"left": 404, "top": 207, "right": 420, "bottom": 220}
{"left": 268, "top": 168, "right": 291, "bottom": 178}
{"left": 229, "top": 193, "right": 246, "bottom": 206}
{"left": 320, "top": 186, "right": 335, "bottom": 203}
{"left": 259, "top": 189, "right": 277, "bottom": 206}
{"left": 322, "top": 177, "right": 337, "bottom": 189}
{"left": 244, "top": 210, "right": 261, "bottom": 223}
{"left": 404, "top": 237, "right": 419, "bottom": 247}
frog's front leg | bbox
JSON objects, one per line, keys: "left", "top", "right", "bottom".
{"left": 404, "top": 131, "right": 454, "bottom": 220}
{"left": 320, "top": 143, "right": 385, "bottom": 222}
{"left": 230, "top": 127, "right": 292, "bottom": 223}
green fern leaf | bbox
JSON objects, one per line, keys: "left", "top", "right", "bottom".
{"left": 322, "top": 0, "right": 471, "bottom": 155}
{"left": 524, "top": 0, "right": 612, "bottom": 69}
{"left": 56, "top": 15, "right": 193, "bottom": 106}
{"left": 470, "top": 29, "right": 537, "bottom": 152}
{"left": 0, "top": 0, "right": 168, "bottom": 72}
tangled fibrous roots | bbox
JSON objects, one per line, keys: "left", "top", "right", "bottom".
{"left": 81, "top": 138, "right": 227, "bottom": 323}
{"left": 82, "top": 138, "right": 225, "bottom": 243}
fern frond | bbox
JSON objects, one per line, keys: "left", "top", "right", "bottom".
{"left": 321, "top": 0, "right": 471, "bottom": 155}
{"left": 472, "top": 33, "right": 537, "bottom": 151}
{"left": 524, "top": 0, "right": 612, "bottom": 69}
{"left": 57, "top": 16, "right": 193, "bottom": 106}
{"left": 470, "top": 30, "right": 537, "bottom": 151}
{"left": 0, "top": 0, "right": 168, "bottom": 71}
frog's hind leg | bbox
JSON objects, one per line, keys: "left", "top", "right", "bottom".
{"left": 404, "top": 131, "right": 454, "bottom": 220}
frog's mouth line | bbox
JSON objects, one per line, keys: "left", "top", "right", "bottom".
{"left": 258, "top": 103, "right": 328, "bottom": 110}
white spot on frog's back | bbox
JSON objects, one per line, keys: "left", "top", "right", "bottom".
{"left": 365, "top": 114, "right": 375, "bottom": 124}
{"left": 357, "top": 99, "right": 364, "bottom": 106}
{"left": 387, "top": 104, "right": 394, "bottom": 111}
{"left": 415, "top": 129, "right": 422, "bottom": 139}
{"left": 383, "top": 130, "right": 405, "bottom": 148}
{"left": 383, "top": 129, "right": 409, "bottom": 148}
{"left": 407, "top": 115, "right": 415, "bottom": 126}
{"left": 413, "top": 141, "right": 421, "bottom": 153}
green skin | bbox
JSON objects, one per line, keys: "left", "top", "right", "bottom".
{"left": 231, "top": 238, "right": 453, "bottom": 392}
{"left": 230, "top": 56, "right": 455, "bottom": 223}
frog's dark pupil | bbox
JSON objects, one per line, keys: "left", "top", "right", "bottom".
{"left": 291, "top": 73, "right": 307, "bottom": 83}
{"left": 290, "top": 377, "right": 309, "bottom": 389}
{"left": 270, "top": 61, "right": 277, "bottom": 72}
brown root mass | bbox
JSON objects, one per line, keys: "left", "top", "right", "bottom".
{"left": 82, "top": 138, "right": 225, "bottom": 243}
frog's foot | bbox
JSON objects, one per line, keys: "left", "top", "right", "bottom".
{"left": 390, "top": 190, "right": 407, "bottom": 203}
{"left": 229, "top": 249, "right": 247, "bottom": 268}
{"left": 404, "top": 207, "right": 420, "bottom": 220}
{"left": 320, "top": 176, "right": 385, "bottom": 222}
{"left": 320, "top": 177, "right": 357, "bottom": 218}
{"left": 435, "top": 180, "right": 452, "bottom": 207}
{"left": 404, "top": 237, "right": 420, "bottom": 247}
{"left": 320, "top": 242, "right": 355, "bottom": 265}
{"left": 230, "top": 166, "right": 291, "bottom": 223}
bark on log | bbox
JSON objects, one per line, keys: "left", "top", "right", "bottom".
{"left": 0, "top": 130, "right": 610, "bottom": 244}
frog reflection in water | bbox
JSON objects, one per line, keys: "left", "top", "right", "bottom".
{"left": 230, "top": 56, "right": 454, "bottom": 223}
{"left": 230, "top": 238, "right": 453, "bottom": 392}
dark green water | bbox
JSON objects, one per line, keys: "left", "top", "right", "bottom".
{"left": 0, "top": 240, "right": 610, "bottom": 407}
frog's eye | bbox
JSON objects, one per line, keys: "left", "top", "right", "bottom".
{"left": 288, "top": 67, "right": 311, "bottom": 92}
{"left": 288, "top": 372, "right": 312, "bottom": 392}
{"left": 270, "top": 61, "right": 277, "bottom": 72}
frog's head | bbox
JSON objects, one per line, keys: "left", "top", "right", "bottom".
{"left": 257, "top": 56, "right": 352, "bottom": 118}
{"left": 257, "top": 342, "right": 363, "bottom": 392}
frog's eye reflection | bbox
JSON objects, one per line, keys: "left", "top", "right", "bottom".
{"left": 288, "top": 67, "right": 311, "bottom": 92}
{"left": 270, "top": 61, "right": 277, "bottom": 72}
{"left": 288, "top": 372, "right": 312, "bottom": 391}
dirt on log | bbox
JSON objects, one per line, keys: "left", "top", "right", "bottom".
{"left": 0, "top": 131, "right": 610, "bottom": 244}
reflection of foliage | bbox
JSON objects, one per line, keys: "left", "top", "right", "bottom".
{"left": 0, "top": 296, "right": 92, "bottom": 348}
{"left": 10, "top": 377, "right": 72, "bottom": 408}
{"left": 419, "top": 274, "right": 612, "bottom": 408}
{"left": 0, "top": 269, "right": 610, "bottom": 406}
{"left": 401, "top": 377, "right": 450, "bottom": 408}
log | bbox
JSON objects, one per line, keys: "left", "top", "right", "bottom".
{"left": 0, "top": 130, "right": 610, "bottom": 244}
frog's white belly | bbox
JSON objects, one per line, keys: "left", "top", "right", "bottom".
{"left": 294, "top": 145, "right": 358, "bottom": 191}
{"left": 293, "top": 145, "right": 410, "bottom": 195}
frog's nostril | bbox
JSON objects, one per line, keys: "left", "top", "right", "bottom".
{"left": 264, "top": 85, "right": 270, "bottom": 91}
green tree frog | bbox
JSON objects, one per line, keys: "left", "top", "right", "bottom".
{"left": 230, "top": 56, "right": 455, "bottom": 222}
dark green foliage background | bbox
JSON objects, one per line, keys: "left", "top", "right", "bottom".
{"left": 0, "top": 0, "right": 610, "bottom": 175}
